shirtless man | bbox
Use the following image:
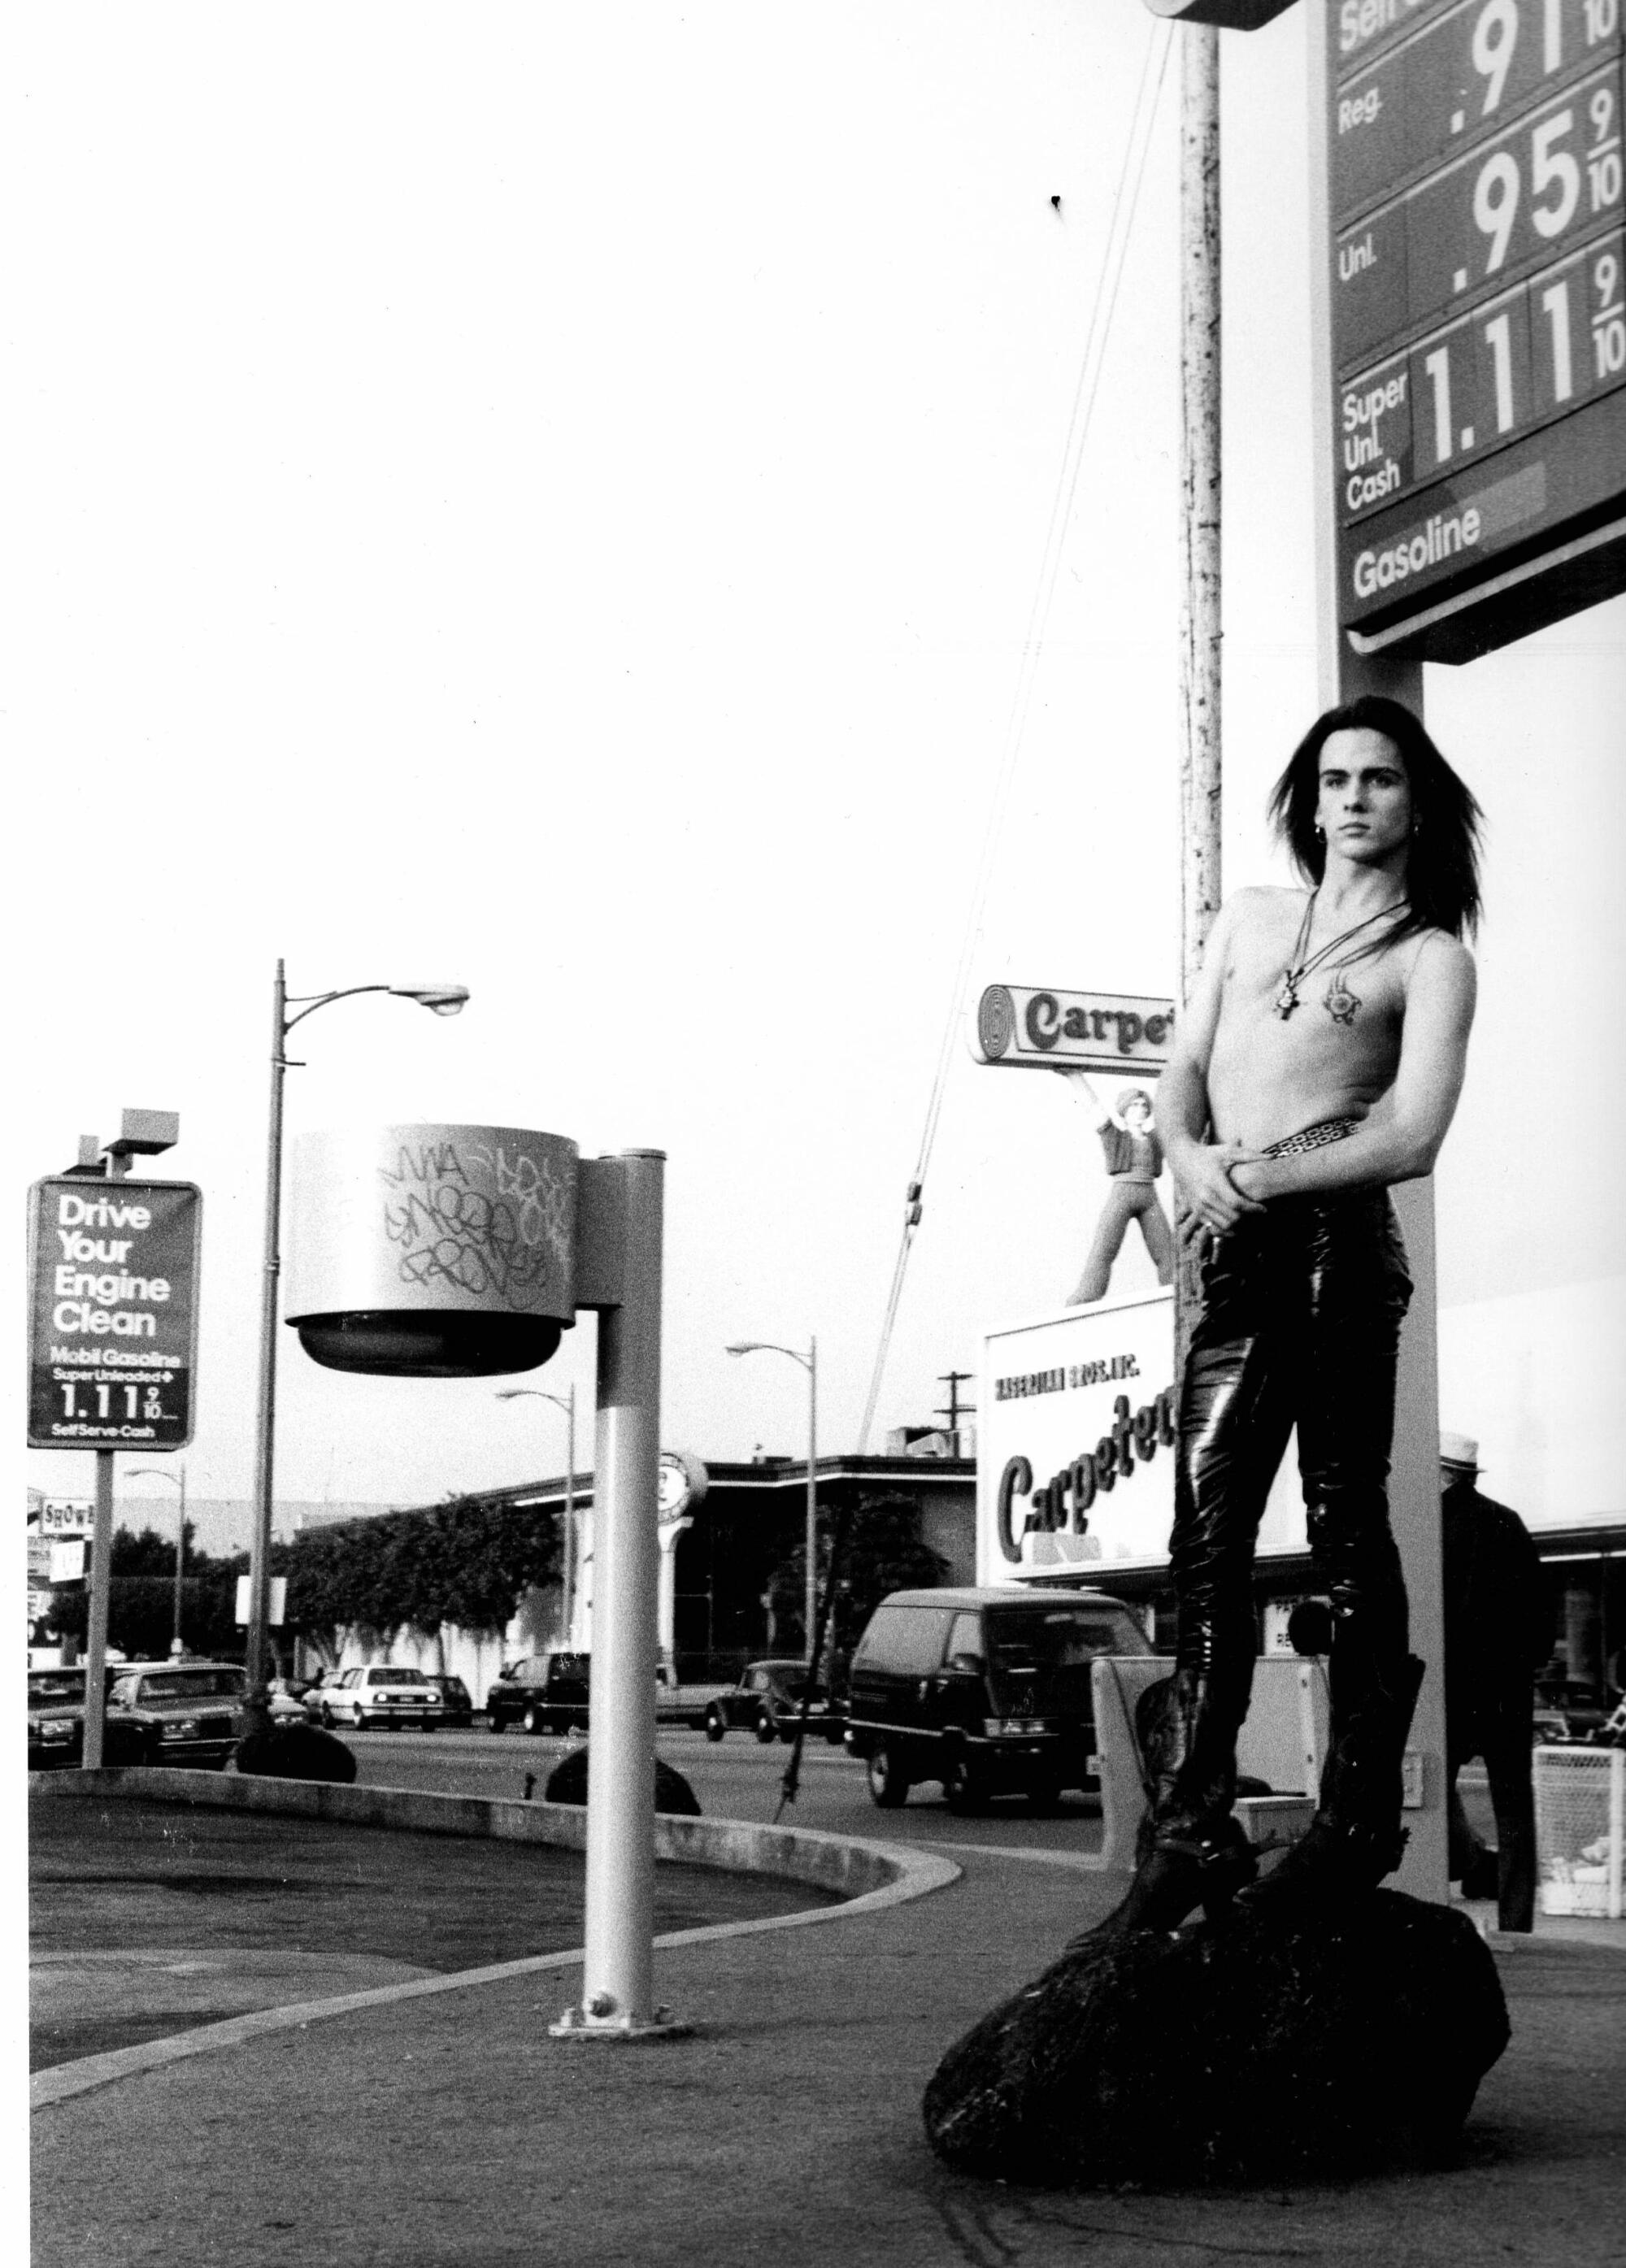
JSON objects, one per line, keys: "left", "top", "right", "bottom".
{"left": 1100, "top": 693, "right": 1482, "bottom": 1934}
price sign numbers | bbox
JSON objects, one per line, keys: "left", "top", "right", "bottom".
{"left": 1412, "top": 66, "right": 1621, "bottom": 313}
{"left": 54, "top": 1377, "right": 174, "bottom": 1426}
{"left": 1335, "top": 0, "right": 1624, "bottom": 228}
{"left": 1328, "top": 0, "right": 1626, "bottom": 640}
{"left": 1339, "top": 229, "right": 1624, "bottom": 516}
{"left": 1337, "top": 60, "right": 1624, "bottom": 363}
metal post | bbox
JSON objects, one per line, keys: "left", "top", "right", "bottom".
{"left": 1304, "top": 0, "right": 1441, "bottom": 1901}
{"left": 246, "top": 959, "right": 287, "bottom": 1713}
{"left": 173, "top": 1462, "right": 186, "bottom": 1656}
{"left": 80, "top": 1450, "right": 115, "bottom": 1769}
{"left": 806, "top": 1336, "right": 818, "bottom": 1678}
{"left": 563, "top": 1384, "right": 576, "bottom": 1647}
{"left": 554, "top": 1149, "right": 684, "bottom": 2038}
{"left": 80, "top": 1141, "right": 133, "bottom": 1769}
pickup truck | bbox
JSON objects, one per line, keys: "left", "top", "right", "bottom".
{"left": 485, "top": 1653, "right": 730, "bottom": 1735}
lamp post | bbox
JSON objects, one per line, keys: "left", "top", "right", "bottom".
{"left": 128, "top": 1465, "right": 187, "bottom": 1657}
{"left": 726, "top": 1337, "right": 818, "bottom": 1675}
{"left": 246, "top": 960, "right": 468, "bottom": 1710}
{"left": 495, "top": 1384, "right": 578, "bottom": 1645}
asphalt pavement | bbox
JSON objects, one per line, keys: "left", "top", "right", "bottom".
{"left": 28, "top": 1743, "right": 1626, "bottom": 2268}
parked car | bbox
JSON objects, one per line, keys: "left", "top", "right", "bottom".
{"left": 267, "top": 1676, "right": 315, "bottom": 1727}
{"left": 433, "top": 1674, "right": 474, "bottom": 1728}
{"left": 27, "top": 1666, "right": 155, "bottom": 1771}
{"left": 107, "top": 1661, "right": 249, "bottom": 1769}
{"left": 702, "top": 1660, "right": 845, "bottom": 1746}
{"left": 313, "top": 1664, "right": 446, "bottom": 1731}
{"left": 843, "top": 1586, "right": 1148, "bottom": 1811}
{"left": 485, "top": 1652, "right": 591, "bottom": 1735}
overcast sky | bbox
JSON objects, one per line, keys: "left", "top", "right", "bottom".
{"left": 13, "top": 3, "right": 1623, "bottom": 1535}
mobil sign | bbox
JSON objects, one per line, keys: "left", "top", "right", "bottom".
{"left": 977, "top": 1292, "right": 1308, "bottom": 1588}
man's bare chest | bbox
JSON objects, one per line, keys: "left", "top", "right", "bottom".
{"left": 1220, "top": 904, "right": 1408, "bottom": 1058}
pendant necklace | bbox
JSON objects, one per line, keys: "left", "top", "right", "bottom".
{"left": 1274, "top": 893, "right": 1408, "bottom": 1020}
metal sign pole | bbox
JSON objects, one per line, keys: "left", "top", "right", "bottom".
{"left": 554, "top": 1149, "right": 684, "bottom": 2038}
{"left": 80, "top": 1450, "right": 115, "bottom": 1768}
{"left": 1306, "top": 0, "right": 1442, "bottom": 1902}
{"left": 78, "top": 1141, "right": 135, "bottom": 1769}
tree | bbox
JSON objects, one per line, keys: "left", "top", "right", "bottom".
{"left": 281, "top": 1495, "right": 561, "bottom": 1662}
{"left": 43, "top": 1525, "right": 240, "bottom": 1659}
{"left": 767, "top": 1495, "right": 949, "bottom": 1675}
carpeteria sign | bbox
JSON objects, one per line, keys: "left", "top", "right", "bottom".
{"left": 977, "top": 1295, "right": 1308, "bottom": 1588}
{"left": 978, "top": 1296, "right": 1178, "bottom": 1585}
{"left": 970, "top": 984, "right": 1177, "bottom": 1075}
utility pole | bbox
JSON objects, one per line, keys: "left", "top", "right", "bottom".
{"left": 1178, "top": 21, "right": 1223, "bottom": 1010}
{"left": 1176, "top": 20, "right": 1223, "bottom": 1374}
{"left": 933, "top": 1371, "right": 976, "bottom": 1445}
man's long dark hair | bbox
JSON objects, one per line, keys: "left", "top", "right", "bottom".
{"left": 1267, "top": 694, "right": 1484, "bottom": 941}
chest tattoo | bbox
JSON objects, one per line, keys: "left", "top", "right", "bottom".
{"left": 1323, "top": 969, "right": 1362, "bottom": 1025}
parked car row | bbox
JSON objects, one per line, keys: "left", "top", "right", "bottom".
{"left": 27, "top": 1661, "right": 249, "bottom": 1771}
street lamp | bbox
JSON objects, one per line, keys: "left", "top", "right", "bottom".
{"left": 495, "top": 1384, "right": 578, "bottom": 1645}
{"left": 246, "top": 960, "right": 469, "bottom": 1711}
{"left": 128, "top": 1464, "right": 187, "bottom": 1657}
{"left": 726, "top": 1337, "right": 818, "bottom": 1675}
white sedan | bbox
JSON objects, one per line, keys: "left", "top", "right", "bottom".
{"left": 311, "top": 1665, "right": 446, "bottom": 1731}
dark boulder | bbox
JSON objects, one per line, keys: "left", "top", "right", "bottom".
{"left": 233, "top": 1722, "right": 359, "bottom": 1784}
{"left": 543, "top": 1746, "right": 702, "bottom": 1818}
{"left": 924, "top": 1889, "right": 1508, "bottom": 2187}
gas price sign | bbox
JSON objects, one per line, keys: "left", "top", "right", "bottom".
{"left": 1329, "top": 0, "right": 1626, "bottom": 651}
{"left": 26, "top": 1178, "right": 202, "bottom": 1450}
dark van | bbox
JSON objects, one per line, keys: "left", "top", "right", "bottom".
{"left": 843, "top": 1587, "right": 1148, "bottom": 1811}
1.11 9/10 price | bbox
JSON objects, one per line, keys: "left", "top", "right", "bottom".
{"left": 1340, "top": 231, "right": 1623, "bottom": 516}
{"left": 58, "top": 1379, "right": 168, "bottom": 1423}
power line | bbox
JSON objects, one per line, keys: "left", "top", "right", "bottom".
{"left": 857, "top": 19, "right": 1175, "bottom": 1453}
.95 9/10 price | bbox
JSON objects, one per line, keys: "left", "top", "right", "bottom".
{"left": 1468, "top": 75, "right": 1622, "bottom": 277}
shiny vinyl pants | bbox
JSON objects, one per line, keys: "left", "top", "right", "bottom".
{"left": 1163, "top": 1191, "right": 1414, "bottom": 1820}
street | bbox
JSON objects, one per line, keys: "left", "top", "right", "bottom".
{"left": 346, "top": 1722, "right": 1112, "bottom": 1857}
{"left": 341, "top": 1720, "right": 1503, "bottom": 1861}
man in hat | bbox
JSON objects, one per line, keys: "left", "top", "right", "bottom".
{"left": 1062, "top": 1071, "right": 1174, "bottom": 1306}
{"left": 1441, "top": 1432, "right": 1545, "bottom": 1932}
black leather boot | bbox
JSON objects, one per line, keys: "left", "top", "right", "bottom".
{"left": 1069, "top": 1666, "right": 1256, "bottom": 1945}
{"left": 1244, "top": 1650, "right": 1425, "bottom": 1908}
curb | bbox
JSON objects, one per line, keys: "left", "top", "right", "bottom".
{"left": 28, "top": 1768, "right": 962, "bottom": 2108}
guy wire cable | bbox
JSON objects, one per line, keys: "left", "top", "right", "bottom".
{"left": 857, "top": 19, "right": 1174, "bottom": 1453}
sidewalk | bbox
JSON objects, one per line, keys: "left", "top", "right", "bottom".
{"left": 31, "top": 1778, "right": 1626, "bottom": 2268}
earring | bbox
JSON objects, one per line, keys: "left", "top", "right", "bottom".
{"left": 1313, "top": 820, "right": 1324, "bottom": 838}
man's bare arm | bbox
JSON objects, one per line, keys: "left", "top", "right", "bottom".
{"left": 1232, "top": 934, "right": 1477, "bottom": 1201}
{"left": 1159, "top": 894, "right": 1268, "bottom": 1234}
